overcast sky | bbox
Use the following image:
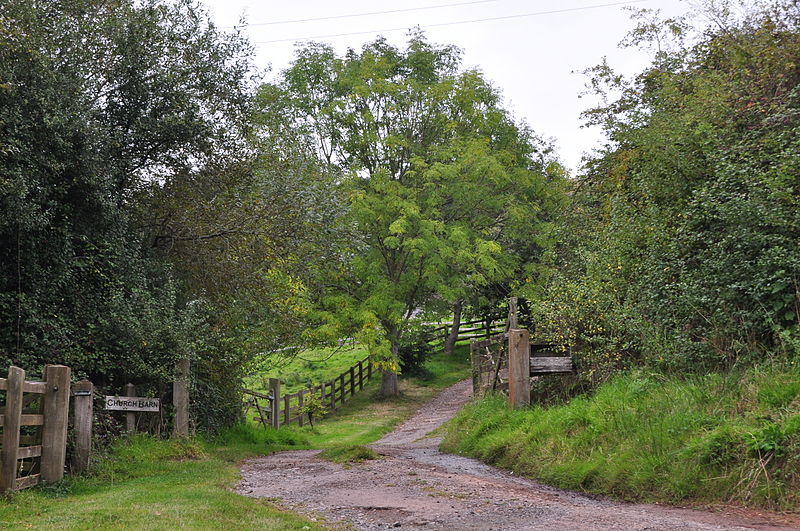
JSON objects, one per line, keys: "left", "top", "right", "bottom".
{"left": 201, "top": 0, "right": 691, "bottom": 173}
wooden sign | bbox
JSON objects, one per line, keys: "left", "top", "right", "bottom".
{"left": 104, "top": 396, "right": 160, "bottom": 412}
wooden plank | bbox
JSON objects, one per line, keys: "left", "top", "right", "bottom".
{"left": 20, "top": 414, "right": 44, "bottom": 426}
{"left": 15, "top": 474, "right": 40, "bottom": 491}
{"left": 1, "top": 366, "right": 24, "bottom": 491}
{"left": 22, "top": 381, "right": 47, "bottom": 394}
{"left": 0, "top": 377, "right": 5, "bottom": 390}
{"left": 72, "top": 379, "right": 93, "bottom": 473}
{"left": 507, "top": 329, "right": 531, "bottom": 409}
{"left": 41, "top": 364, "right": 71, "bottom": 483}
{"left": 530, "top": 357, "right": 574, "bottom": 375}
{"left": 17, "top": 445, "right": 42, "bottom": 459}
{"left": 242, "top": 388, "right": 272, "bottom": 400}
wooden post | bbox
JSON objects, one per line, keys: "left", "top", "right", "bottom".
{"left": 173, "top": 357, "right": 190, "bottom": 436}
{"left": 349, "top": 366, "right": 355, "bottom": 396}
{"left": 71, "top": 379, "right": 93, "bottom": 474}
{"left": 1, "top": 366, "right": 24, "bottom": 491}
{"left": 485, "top": 318, "right": 491, "bottom": 339}
{"left": 508, "top": 329, "right": 531, "bottom": 409}
{"left": 298, "top": 390, "right": 305, "bottom": 427}
{"left": 41, "top": 364, "right": 71, "bottom": 483}
{"left": 329, "top": 378, "right": 336, "bottom": 410}
{"left": 470, "top": 340, "right": 480, "bottom": 395}
{"left": 284, "top": 394, "right": 290, "bottom": 425}
{"left": 358, "top": 360, "right": 364, "bottom": 390}
{"left": 339, "top": 373, "right": 345, "bottom": 403}
{"left": 509, "top": 297, "right": 518, "bottom": 329}
{"left": 124, "top": 383, "right": 136, "bottom": 433}
{"left": 269, "top": 378, "right": 280, "bottom": 429}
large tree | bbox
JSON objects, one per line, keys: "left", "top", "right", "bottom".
{"left": 260, "top": 33, "right": 565, "bottom": 394}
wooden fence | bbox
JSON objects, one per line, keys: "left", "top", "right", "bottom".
{"left": 243, "top": 357, "right": 373, "bottom": 429}
{"left": 0, "top": 365, "right": 71, "bottom": 492}
{"left": 429, "top": 317, "right": 505, "bottom": 345}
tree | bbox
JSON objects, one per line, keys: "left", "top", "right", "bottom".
{"left": 0, "top": 0, "right": 255, "bottom": 417}
{"left": 260, "top": 33, "right": 566, "bottom": 394}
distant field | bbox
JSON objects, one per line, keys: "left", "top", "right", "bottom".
{"left": 245, "top": 344, "right": 370, "bottom": 395}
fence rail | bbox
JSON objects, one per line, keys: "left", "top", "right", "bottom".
{"left": 243, "top": 357, "right": 373, "bottom": 429}
{"left": 429, "top": 318, "right": 505, "bottom": 345}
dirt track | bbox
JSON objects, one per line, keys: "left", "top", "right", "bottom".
{"left": 237, "top": 380, "right": 799, "bottom": 530}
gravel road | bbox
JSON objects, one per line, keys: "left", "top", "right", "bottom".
{"left": 236, "top": 380, "right": 799, "bottom": 530}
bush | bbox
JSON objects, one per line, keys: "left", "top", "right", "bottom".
{"left": 398, "top": 322, "right": 436, "bottom": 377}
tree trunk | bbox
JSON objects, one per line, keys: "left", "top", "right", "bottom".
{"left": 380, "top": 324, "right": 401, "bottom": 397}
{"left": 444, "top": 299, "right": 464, "bottom": 355}
{"left": 380, "top": 369, "right": 398, "bottom": 396}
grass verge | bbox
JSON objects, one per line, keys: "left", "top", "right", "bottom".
{"left": 0, "top": 346, "right": 471, "bottom": 529}
{"left": 318, "top": 445, "right": 379, "bottom": 465}
{"left": 0, "top": 428, "right": 321, "bottom": 530}
{"left": 442, "top": 364, "right": 800, "bottom": 510}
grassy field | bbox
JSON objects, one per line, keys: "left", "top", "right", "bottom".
{"left": 0, "top": 346, "right": 471, "bottom": 530}
{"left": 245, "top": 344, "right": 370, "bottom": 395}
{"left": 442, "top": 363, "right": 800, "bottom": 510}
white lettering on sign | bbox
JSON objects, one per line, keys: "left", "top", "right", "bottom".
{"left": 104, "top": 396, "right": 160, "bottom": 412}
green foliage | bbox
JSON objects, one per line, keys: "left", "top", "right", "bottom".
{"left": 297, "top": 392, "right": 329, "bottom": 427}
{"left": 261, "top": 33, "right": 566, "bottom": 390}
{"left": 443, "top": 365, "right": 800, "bottom": 509}
{"left": 531, "top": 2, "right": 800, "bottom": 381}
{"left": 0, "top": 0, "right": 255, "bottom": 418}
{"left": 397, "top": 322, "right": 436, "bottom": 377}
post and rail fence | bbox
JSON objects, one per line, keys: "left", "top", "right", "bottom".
{"left": 243, "top": 356, "right": 373, "bottom": 429}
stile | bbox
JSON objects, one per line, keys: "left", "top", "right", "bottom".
{"left": 41, "top": 364, "right": 71, "bottom": 483}
{"left": 1, "top": 366, "right": 24, "bottom": 491}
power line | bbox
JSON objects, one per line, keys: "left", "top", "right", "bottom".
{"left": 252, "top": 0, "right": 651, "bottom": 45}
{"left": 233, "top": 0, "right": 503, "bottom": 28}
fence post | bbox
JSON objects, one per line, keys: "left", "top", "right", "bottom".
{"left": 339, "top": 373, "right": 345, "bottom": 403}
{"left": 41, "top": 364, "right": 71, "bottom": 483}
{"left": 124, "top": 383, "right": 136, "bottom": 433}
{"left": 329, "top": 378, "right": 336, "bottom": 410}
{"left": 470, "top": 340, "right": 480, "bottom": 395}
{"left": 358, "top": 360, "right": 364, "bottom": 390}
{"left": 508, "top": 329, "right": 531, "bottom": 409}
{"left": 71, "top": 379, "right": 93, "bottom": 475}
{"left": 298, "top": 390, "right": 305, "bottom": 427}
{"left": 173, "top": 357, "right": 190, "bottom": 436}
{"left": 349, "top": 366, "right": 355, "bottom": 397}
{"left": 269, "top": 378, "right": 280, "bottom": 429}
{"left": 509, "top": 296, "right": 518, "bottom": 329}
{"left": 1, "top": 366, "right": 24, "bottom": 491}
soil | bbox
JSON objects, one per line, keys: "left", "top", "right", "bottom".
{"left": 236, "top": 380, "right": 800, "bottom": 530}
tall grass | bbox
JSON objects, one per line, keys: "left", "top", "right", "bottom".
{"left": 443, "top": 364, "right": 800, "bottom": 509}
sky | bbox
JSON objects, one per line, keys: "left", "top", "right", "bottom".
{"left": 200, "top": 0, "right": 692, "bottom": 173}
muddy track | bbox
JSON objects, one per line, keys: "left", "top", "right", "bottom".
{"left": 237, "top": 380, "right": 798, "bottom": 530}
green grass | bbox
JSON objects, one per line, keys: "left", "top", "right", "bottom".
{"left": 318, "top": 445, "right": 379, "bottom": 464}
{"left": 0, "top": 429, "right": 322, "bottom": 530}
{"left": 0, "top": 346, "right": 471, "bottom": 530}
{"left": 442, "top": 363, "right": 800, "bottom": 510}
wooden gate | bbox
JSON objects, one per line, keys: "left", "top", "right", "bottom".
{"left": 0, "top": 365, "right": 71, "bottom": 492}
